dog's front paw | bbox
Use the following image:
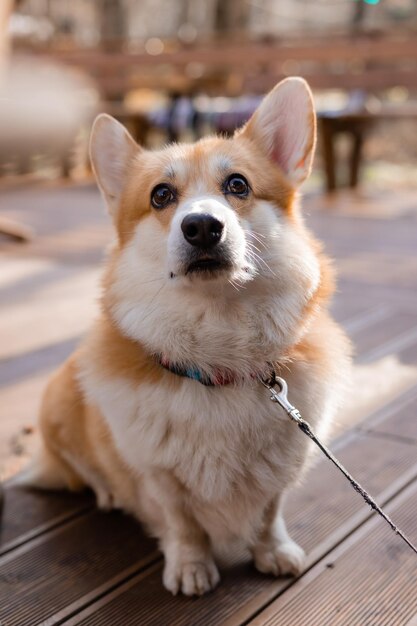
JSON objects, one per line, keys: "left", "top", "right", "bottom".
{"left": 253, "top": 540, "right": 305, "bottom": 577}
{"left": 163, "top": 554, "right": 220, "bottom": 596}
{"left": 95, "top": 487, "right": 114, "bottom": 511}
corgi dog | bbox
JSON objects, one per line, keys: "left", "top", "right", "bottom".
{"left": 21, "top": 78, "right": 350, "bottom": 596}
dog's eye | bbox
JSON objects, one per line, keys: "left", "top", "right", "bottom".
{"left": 224, "top": 174, "right": 250, "bottom": 197}
{"left": 151, "top": 184, "right": 176, "bottom": 209}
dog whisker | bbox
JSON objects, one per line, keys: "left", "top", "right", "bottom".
{"left": 247, "top": 242, "right": 264, "bottom": 256}
{"left": 135, "top": 276, "right": 166, "bottom": 286}
{"left": 245, "top": 244, "right": 277, "bottom": 277}
{"left": 250, "top": 229, "right": 266, "bottom": 239}
{"left": 228, "top": 279, "right": 241, "bottom": 292}
{"left": 246, "top": 231, "right": 268, "bottom": 250}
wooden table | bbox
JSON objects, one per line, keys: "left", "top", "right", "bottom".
{"left": 1, "top": 183, "right": 417, "bottom": 625}
{"left": 319, "top": 104, "right": 417, "bottom": 192}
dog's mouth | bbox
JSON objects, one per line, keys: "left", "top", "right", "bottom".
{"left": 185, "top": 257, "right": 231, "bottom": 276}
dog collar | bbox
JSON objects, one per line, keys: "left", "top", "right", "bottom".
{"left": 157, "top": 354, "right": 273, "bottom": 387}
{"left": 157, "top": 354, "right": 236, "bottom": 386}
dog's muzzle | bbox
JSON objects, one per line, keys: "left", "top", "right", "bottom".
{"left": 181, "top": 213, "right": 224, "bottom": 249}
{"left": 180, "top": 213, "right": 231, "bottom": 276}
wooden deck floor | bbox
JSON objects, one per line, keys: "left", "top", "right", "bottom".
{"left": 1, "top": 182, "right": 417, "bottom": 625}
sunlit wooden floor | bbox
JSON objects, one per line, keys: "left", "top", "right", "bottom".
{"left": 1, "top": 180, "right": 417, "bottom": 625}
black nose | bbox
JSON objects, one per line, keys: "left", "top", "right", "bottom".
{"left": 181, "top": 213, "right": 224, "bottom": 248}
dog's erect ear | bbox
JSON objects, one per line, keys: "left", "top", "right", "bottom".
{"left": 89, "top": 114, "right": 139, "bottom": 214}
{"left": 240, "top": 77, "right": 316, "bottom": 187}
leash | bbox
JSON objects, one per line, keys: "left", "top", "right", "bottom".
{"left": 261, "top": 373, "right": 417, "bottom": 556}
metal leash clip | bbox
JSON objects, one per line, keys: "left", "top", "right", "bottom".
{"left": 260, "top": 374, "right": 303, "bottom": 425}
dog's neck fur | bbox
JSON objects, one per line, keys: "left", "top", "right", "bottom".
{"left": 102, "top": 273, "right": 320, "bottom": 384}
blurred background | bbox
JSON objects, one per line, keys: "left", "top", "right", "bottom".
{"left": 1, "top": 0, "right": 417, "bottom": 190}
{"left": 1, "top": 1, "right": 417, "bottom": 480}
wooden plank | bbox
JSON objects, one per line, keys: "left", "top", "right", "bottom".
{"left": 330, "top": 298, "right": 391, "bottom": 330}
{"left": 26, "top": 37, "right": 417, "bottom": 70}
{"left": 359, "top": 326, "right": 417, "bottom": 364}
{"left": 328, "top": 292, "right": 417, "bottom": 364}
{"left": 285, "top": 434, "right": 417, "bottom": 555}
{"left": 245, "top": 69, "right": 417, "bottom": 93}
{"left": 0, "top": 510, "right": 157, "bottom": 626}
{"left": 0, "top": 487, "right": 92, "bottom": 556}
{"left": 55, "top": 430, "right": 417, "bottom": 626}
{"left": 20, "top": 37, "right": 417, "bottom": 97}
{"left": 343, "top": 327, "right": 417, "bottom": 431}
{"left": 392, "top": 334, "right": 417, "bottom": 366}
{"left": 361, "top": 384, "right": 417, "bottom": 444}
{"left": 249, "top": 479, "right": 417, "bottom": 626}
{"left": 0, "top": 336, "right": 80, "bottom": 388}
{"left": 307, "top": 213, "right": 417, "bottom": 260}
{"left": 336, "top": 284, "right": 417, "bottom": 314}
{"left": 89, "top": 68, "right": 417, "bottom": 97}
{"left": 59, "top": 68, "right": 417, "bottom": 98}
{"left": 322, "top": 288, "right": 417, "bottom": 363}
{"left": 350, "top": 310, "right": 417, "bottom": 363}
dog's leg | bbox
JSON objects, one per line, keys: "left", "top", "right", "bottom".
{"left": 12, "top": 441, "right": 84, "bottom": 492}
{"left": 143, "top": 470, "right": 220, "bottom": 596}
{"left": 251, "top": 493, "right": 305, "bottom": 577}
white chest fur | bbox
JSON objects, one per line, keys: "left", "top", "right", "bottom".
{"left": 78, "top": 358, "right": 333, "bottom": 505}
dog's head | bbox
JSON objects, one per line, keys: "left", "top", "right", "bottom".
{"left": 90, "top": 78, "right": 332, "bottom": 369}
